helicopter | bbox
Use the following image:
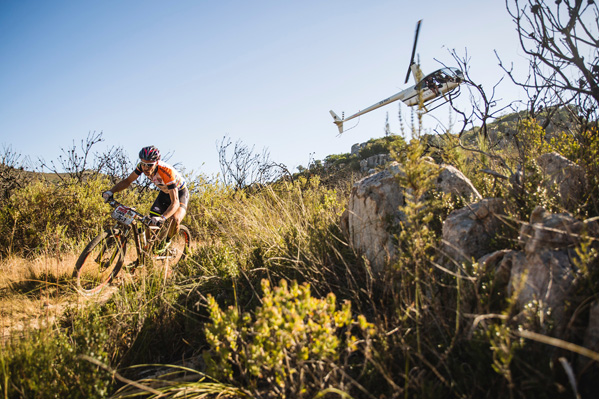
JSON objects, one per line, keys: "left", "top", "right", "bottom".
{"left": 330, "top": 20, "right": 464, "bottom": 134}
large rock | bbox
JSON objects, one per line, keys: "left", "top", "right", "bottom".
{"left": 341, "top": 163, "right": 406, "bottom": 272}
{"left": 512, "top": 208, "right": 598, "bottom": 324}
{"left": 537, "top": 152, "right": 587, "bottom": 208}
{"left": 441, "top": 198, "right": 508, "bottom": 264}
{"left": 343, "top": 161, "right": 481, "bottom": 272}
{"left": 508, "top": 249, "right": 576, "bottom": 327}
{"left": 435, "top": 164, "right": 482, "bottom": 201}
{"left": 518, "top": 206, "right": 596, "bottom": 253}
{"left": 478, "top": 207, "right": 599, "bottom": 332}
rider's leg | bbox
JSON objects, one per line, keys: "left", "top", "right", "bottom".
{"left": 167, "top": 187, "right": 189, "bottom": 239}
{"left": 168, "top": 205, "right": 187, "bottom": 239}
{"left": 149, "top": 191, "right": 170, "bottom": 240}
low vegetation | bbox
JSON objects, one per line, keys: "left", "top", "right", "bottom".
{"left": 1, "top": 109, "right": 599, "bottom": 398}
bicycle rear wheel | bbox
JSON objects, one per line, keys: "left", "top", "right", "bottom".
{"left": 73, "top": 229, "right": 127, "bottom": 295}
{"left": 154, "top": 225, "right": 190, "bottom": 266}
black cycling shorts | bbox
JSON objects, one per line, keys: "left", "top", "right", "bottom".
{"left": 149, "top": 187, "right": 189, "bottom": 216}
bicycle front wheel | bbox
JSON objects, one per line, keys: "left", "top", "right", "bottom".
{"left": 73, "top": 229, "right": 127, "bottom": 295}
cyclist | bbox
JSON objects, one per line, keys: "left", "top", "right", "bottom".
{"left": 102, "top": 145, "right": 188, "bottom": 237}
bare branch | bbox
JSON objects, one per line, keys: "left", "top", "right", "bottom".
{"left": 217, "top": 136, "right": 289, "bottom": 190}
{"left": 504, "top": 0, "right": 599, "bottom": 119}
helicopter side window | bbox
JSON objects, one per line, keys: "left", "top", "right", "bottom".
{"left": 424, "top": 75, "right": 440, "bottom": 95}
{"left": 417, "top": 71, "right": 449, "bottom": 92}
{"left": 434, "top": 72, "right": 448, "bottom": 84}
{"left": 425, "top": 76, "right": 435, "bottom": 89}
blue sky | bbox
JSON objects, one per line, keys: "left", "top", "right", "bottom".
{"left": 0, "top": 1, "right": 530, "bottom": 178}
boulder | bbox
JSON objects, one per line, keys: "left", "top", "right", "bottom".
{"left": 344, "top": 161, "right": 482, "bottom": 272}
{"left": 341, "top": 162, "right": 405, "bottom": 272}
{"left": 507, "top": 249, "right": 576, "bottom": 328}
{"left": 435, "top": 164, "right": 482, "bottom": 201}
{"left": 441, "top": 198, "right": 508, "bottom": 264}
{"left": 537, "top": 152, "right": 587, "bottom": 208}
{"left": 477, "top": 207, "right": 599, "bottom": 332}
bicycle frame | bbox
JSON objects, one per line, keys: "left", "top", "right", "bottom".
{"left": 107, "top": 199, "right": 173, "bottom": 268}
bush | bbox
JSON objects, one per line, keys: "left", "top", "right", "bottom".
{"left": 0, "top": 176, "right": 154, "bottom": 257}
{"left": 0, "top": 309, "right": 113, "bottom": 398}
{"left": 358, "top": 135, "right": 406, "bottom": 159}
{"left": 203, "top": 279, "right": 373, "bottom": 398}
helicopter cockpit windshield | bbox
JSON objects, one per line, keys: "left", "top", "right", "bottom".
{"left": 416, "top": 67, "right": 464, "bottom": 91}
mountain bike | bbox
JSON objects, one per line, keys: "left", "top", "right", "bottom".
{"left": 72, "top": 197, "right": 191, "bottom": 295}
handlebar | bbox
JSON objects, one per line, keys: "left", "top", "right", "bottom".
{"left": 107, "top": 196, "right": 162, "bottom": 227}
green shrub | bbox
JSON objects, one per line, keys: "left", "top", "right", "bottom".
{"left": 0, "top": 176, "right": 154, "bottom": 257}
{"left": 0, "top": 309, "right": 113, "bottom": 399}
{"left": 358, "top": 135, "right": 406, "bottom": 159}
{"left": 203, "top": 279, "right": 373, "bottom": 397}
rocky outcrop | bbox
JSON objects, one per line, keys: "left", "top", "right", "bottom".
{"left": 537, "top": 152, "right": 587, "bottom": 208}
{"left": 359, "top": 154, "right": 391, "bottom": 173}
{"left": 441, "top": 198, "right": 507, "bottom": 264}
{"left": 351, "top": 143, "right": 366, "bottom": 156}
{"left": 341, "top": 163, "right": 405, "bottom": 272}
{"left": 343, "top": 161, "right": 482, "bottom": 272}
{"left": 342, "top": 151, "right": 598, "bottom": 379}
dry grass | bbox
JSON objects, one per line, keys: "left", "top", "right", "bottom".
{"left": 0, "top": 253, "right": 79, "bottom": 344}
{"left": 0, "top": 240, "right": 196, "bottom": 345}
{"left": 0, "top": 253, "right": 76, "bottom": 289}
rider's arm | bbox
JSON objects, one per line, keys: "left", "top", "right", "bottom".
{"left": 109, "top": 171, "right": 139, "bottom": 194}
{"left": 162, "top": 188, "right": 180, "bottom": 220}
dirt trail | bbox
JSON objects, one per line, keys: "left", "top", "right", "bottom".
{"left": 1, "top": 284, "right": 119, "bottom": 344}
{"left": 0, "top": 249, "right": 183, "bottom": 344}
{"left": 0, "top": 254, "right": 119, "bottom": 344}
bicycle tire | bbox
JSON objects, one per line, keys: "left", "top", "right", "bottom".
{"left": 154, "top": 225, "right": 190, "bottom": 266}
{"left": 73, "top": 229, "right": 127, "bottom": 295}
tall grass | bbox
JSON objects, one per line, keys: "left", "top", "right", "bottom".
{"left": 185, "top": 176, "right": 363, "bottom": 298}
{"left": 3, "top": 120, "right": 599, "bottom": 397}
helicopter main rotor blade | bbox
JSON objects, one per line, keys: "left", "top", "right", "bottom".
{"left": 405, "top": 19, "right": 422, "bottom": 84}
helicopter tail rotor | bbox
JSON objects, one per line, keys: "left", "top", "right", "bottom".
{"left": 330, "top": 110, "right": 344, "bottom": 134}
{"left": 405, "top": 19, "right": 422, "bottom": 84}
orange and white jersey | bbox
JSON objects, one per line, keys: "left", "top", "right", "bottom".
{"left": 134, "top": 160, "right": 186, "bottom": 193}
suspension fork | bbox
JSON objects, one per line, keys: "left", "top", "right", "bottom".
{"left": 114, "top": 224, "right": 131, "bottom": 256}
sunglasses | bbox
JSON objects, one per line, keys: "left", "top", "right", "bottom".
{"left": 140, "top": 162, "right": 156, "bottom": 169}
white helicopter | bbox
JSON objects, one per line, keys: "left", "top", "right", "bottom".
{"left": 330, "top": 20, "right": 464, "bottom": 134}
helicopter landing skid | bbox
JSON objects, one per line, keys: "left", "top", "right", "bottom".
{"left": 419, "top": 87, "right": 462, "bottom": 114}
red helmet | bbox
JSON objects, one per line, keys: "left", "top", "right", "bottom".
{"left": 139, "top": 146, "right": 160, "bottom": 162}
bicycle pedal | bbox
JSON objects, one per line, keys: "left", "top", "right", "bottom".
{"left": 154, "top": 241, "right": 172, "bottom": 255}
